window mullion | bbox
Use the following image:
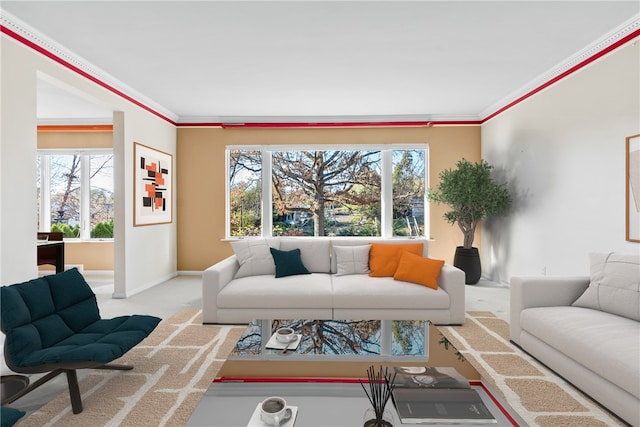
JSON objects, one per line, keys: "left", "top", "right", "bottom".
{"left": 225, "top": 149, "right": 231, "bottom": 238}
{"left": 80, "top": 155, "right": 91, "bottom": 239}
{"left": 262, "top": 149, "right": 272, "bottom": 237}
{"left": 381, "top": 150, "right": 393, "bottom": 238}
{"left": 41, "top": 155, "right": 51, "bottom": 232}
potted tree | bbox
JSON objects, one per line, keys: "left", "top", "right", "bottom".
{"left": 427, "top": 159, "right": 511, "bottom": 284}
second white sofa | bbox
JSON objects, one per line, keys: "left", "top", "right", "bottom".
{"left": 203, "top": 237, "right": 465, "bottom": 325}
{"left": 510, "top": 252, "right": 640, "bottom": 426}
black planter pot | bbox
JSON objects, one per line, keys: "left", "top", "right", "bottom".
{"left": 454, "top": 246, "right": 481, "bottom": 285}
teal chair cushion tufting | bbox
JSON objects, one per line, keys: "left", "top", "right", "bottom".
{"left": 0, "top": 268, "right": 160, "bottom": 368}
{"left": 0, "top": 268, "right": 161, "bottom": 414}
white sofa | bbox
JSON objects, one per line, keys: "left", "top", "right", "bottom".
{"left": 510, "top": 253, "right": 640, "bottom": 426}
{"left": 203, "top": 237, "right": 466, "bottom": 325}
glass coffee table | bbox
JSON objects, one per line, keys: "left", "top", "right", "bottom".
{"left": 218, "top": 319, "right": 480, "bottom": 380}
{"left": 187, "top": 319, "right": 522, "bottom": 426}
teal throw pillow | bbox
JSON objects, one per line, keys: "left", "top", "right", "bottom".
{"left": 269, "top": 248, "right": 311, "bottom": 278}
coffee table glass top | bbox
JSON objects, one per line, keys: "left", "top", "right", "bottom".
{"left": 231, "top": 319, "right": 428, "bottom": 360}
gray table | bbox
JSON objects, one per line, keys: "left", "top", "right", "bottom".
{"left": 186, "top": 381, "right": 516, "bottom": 426}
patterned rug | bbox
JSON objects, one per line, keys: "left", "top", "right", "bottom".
{"left": 10, "top": 311, "right": 626, "bottom": 426}
{"left": 438, "top": 311, "right": 626, "bottom": 427}
{"left": 13, "top": 309, "right": 245, "bottom": 427}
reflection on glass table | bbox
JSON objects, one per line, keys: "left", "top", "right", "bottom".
{"left": 230, "top": 319, "right": 428, "bottom": 361}
{"left": 186, "top": 381, "right": 519, "bottom": 427}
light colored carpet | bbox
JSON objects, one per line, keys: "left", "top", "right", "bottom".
{"left": 438, "top": 311, "right": 626, "bottom": 427}
{"left": 14, "top": 309, "right": 245, "bottom": 427}
{"left": 12, "top": 311, "right": 626, "bottom": 426}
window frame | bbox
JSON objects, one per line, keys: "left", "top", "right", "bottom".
{"left": 226, "top": 144, "right": 429, "bottom": 239}
{"left": 37, "top": 148, "right": 114, "bottom": 241}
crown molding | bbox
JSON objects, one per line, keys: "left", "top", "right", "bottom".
{"left": 2, "top": 9, "right": 638, "bottom": 128}
{"left": 480, "top": 15, "right": 640, "bottom": 122}
{"left": 176, "top": 114, "right": 482, "bottom": 127}
{"left": 1, "top": 9, "right": 178, "bottom": 124}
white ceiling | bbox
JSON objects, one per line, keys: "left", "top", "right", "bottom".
{"left": 2, "top": 1, "right": 639, "bottom": 124}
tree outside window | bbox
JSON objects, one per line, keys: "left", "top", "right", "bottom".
{"left": 228, "top": 146, "right": 428, "bottom": 238}
{"left": 37, "top": 151, "right": 114, "bottom": 239}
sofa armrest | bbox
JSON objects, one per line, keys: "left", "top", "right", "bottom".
{"left": 202, "top": 255, "right": 239, "bottom": 324}
{"left": 509, "top": 276, "right": 590, "bottom": 344}
{"left": 438, "top": 264, "right": 466, "bottom": 325}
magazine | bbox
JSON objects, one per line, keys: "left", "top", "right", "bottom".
{"left": 388, "top": 367, "right": 497, "bottom": 424}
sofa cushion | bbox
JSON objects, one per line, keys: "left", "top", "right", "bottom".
{"left": 333, "top": 245, "right": 371, "bottom": 276}
{"left": 332, "top": 275, "right": 450, "bottom": 309}
{"left": 572, "top": 252, "right": 640, "bottom": 321}
{"left": 217, "top": 274, "right": 333, "bottom": 308}
{"left": 279, "top": 238, "right": 331, "bottom": 273}
{"left": 231, "top": 239, "right": 279, "bottom": 278}
{"left": 270, "top": 248, "right": 311, "bottom": 278}
{"left": 520, "top": 306, "right": 640, "bottom": 399}
{"left": 368, "top": 243, "right": 424, "bottom": 277}
{"left": 393, "top": 252, "right": 444, "bottom": 290}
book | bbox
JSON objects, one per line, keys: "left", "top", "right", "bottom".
{"left": 388, "top": 367, "right": 497, "bottom": 424}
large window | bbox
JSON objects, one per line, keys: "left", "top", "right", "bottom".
{"left": 37, "top": 150, "right": 114, "bottom": 239}
{"left": 227, "top": 145, "right": 428, "bottom": 238}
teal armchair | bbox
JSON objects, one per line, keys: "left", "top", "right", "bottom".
{"left": 0, "top": 268, "right": 161, "bottom": 414}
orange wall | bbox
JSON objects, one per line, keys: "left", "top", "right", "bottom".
{"left": 176, "top": 125, "right": 481, "bottom": 271}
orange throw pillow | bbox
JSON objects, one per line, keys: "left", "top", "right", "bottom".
{"left": 393, "top": 251, "right": 444, "bottom": 290}
{"left": 368, "top": 243, "right": 424, "bottom": 277}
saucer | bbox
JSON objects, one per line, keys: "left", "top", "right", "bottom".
{"left": 247, "top": 403, "right": 298, "bottom": 426}
{"left": 265, "top": 333, "right": 301, "bottom": 351}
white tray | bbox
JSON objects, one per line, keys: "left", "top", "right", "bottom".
{"left": 247, "top": 403, "right": 298, "bottom": 426}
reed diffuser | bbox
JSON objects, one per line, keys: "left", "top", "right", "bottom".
{"left": 360, "top": 365, "right": 397, "bottom": 427}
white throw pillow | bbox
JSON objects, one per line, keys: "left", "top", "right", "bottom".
{"left": 333, "top": 245, "right": 371, "bottom": 276}
{"left": 572, "top": 252, "right": 640, "bottom": 321}
{"left": 230, "top": 239, "right": 279, "bottom": 279}
{"left": 279, "top": 238, "right": 331, "bottom": 273}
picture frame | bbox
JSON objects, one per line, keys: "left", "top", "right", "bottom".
{"left": 626, "top": 134, "right": 640, "bottom": 242}
{"left": 134, "top": 142, "right": 173, "bottom": 226}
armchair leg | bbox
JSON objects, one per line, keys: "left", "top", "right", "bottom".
{"left": 65, "top": 370, "right": 83, "bottom": 414}
{"left": 2, "top": 365, "right": 134, "bottom": 414}
{"left": 94, "top": 363, "right": 134, "bottom": 371}
{"left": 1, "top": 369, "right": 64, "bottom": 405}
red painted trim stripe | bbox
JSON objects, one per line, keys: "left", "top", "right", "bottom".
{"left": 215, "top": 376, "right": 365, "bottom": 383}
{"left": 37, "top": 124, "right": 113, "bottom": 132}
{"left": 1, "top": 25, "right": 176, "bottom": 126}
{"left": 482, "top": 28, "right": 640, "bottom": 124}
{"left": 470, "top": 381, "right": 520, "bottom": 426}
{"left": 3, "top": 22, "right": 638, "bottom": 129}
{"left": 176, "top": 120, "right": 481, "bottom": 128}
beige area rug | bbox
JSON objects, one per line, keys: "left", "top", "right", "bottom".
{"left": 439, "top": 311, "right": 626, "bottom": 427}
{"left": 16, "top": 309, "right": 245, "bottom": 427}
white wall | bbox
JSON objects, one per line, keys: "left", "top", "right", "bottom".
{"left": 0, "top": 38, "right": 39, "bottom": 285}
{"left": 0, "top": 35, "right": 177, "bottom": 295}
{"left": 481, "top": 41, "right": 640, "bottom": 284}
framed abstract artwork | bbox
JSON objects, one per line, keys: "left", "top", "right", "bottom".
{"left": 134, "top": 142, "right": 173, "bottom": 226}
{"left": 627, "top": 134, "right": 640, "bottom": 242}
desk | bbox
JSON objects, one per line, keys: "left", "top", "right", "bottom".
{"left": 37, "top": 241, "right": 65, "bottom": 273}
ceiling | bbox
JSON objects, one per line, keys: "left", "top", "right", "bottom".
{"left": 2, "top": 1, "right": 639, "bottom": 125}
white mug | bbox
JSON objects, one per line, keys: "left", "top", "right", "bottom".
{"left": 260, "top": 396, "right": 292, "bottom": 426}
{"left": 275, "top": 327, "right": 296, "bottom": 343}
